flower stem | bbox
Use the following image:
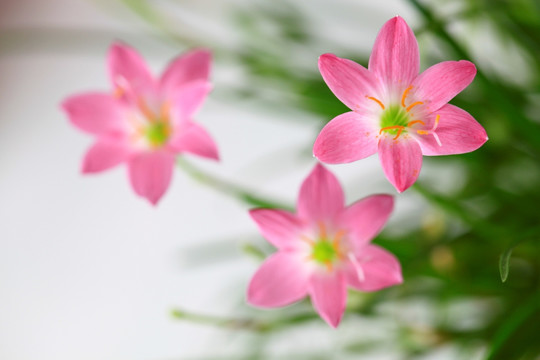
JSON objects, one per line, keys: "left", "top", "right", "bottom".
{"left": 177, "top": 157, "right": 292, "bottom": 210}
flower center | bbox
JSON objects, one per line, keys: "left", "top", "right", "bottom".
{"left": 365, "top": 86, "right": 441, "bottom": 145}
{"left": 312, "top": 239, "right": 338, "bottom": 264}
{"left": 302, "top": 222, "right": 347, "bottom": 272}
{"left": 145, "top": 120, "right": 171, "bottom": 147}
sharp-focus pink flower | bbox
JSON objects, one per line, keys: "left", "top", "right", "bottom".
{"left": 247, "top": 164, "right": 401, "bottom": 328}
{"left": 62, "top": 43, "right": 219, "bottom": 205}
{"left": 314, "top": 16, "right": 488, "bottom": 192}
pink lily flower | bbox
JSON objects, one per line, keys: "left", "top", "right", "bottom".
{"left": 247, "top": 164, "right": 402, "bottom": 328}
{"left": 62, "top": 43, "right": 219, "bottom": 205}
{"left": 313, "top": 16, "right": 488, "bottom": 192}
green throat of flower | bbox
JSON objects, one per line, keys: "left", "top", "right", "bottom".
{"left": 145, "top": 121, "right": 171, "bottom": 147}
{"left": 312, "top": 239, "right": 338, "bottom": 264}
{"left": 380, "top": 105, "right": 410, "bottom": 137}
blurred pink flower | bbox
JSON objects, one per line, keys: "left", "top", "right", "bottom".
{"left": 62, "top": 43, "right": 218, "bottom": 205}
{"left": 314, "top": 16, "right": 488, "bottom": 192}
{"left": 247, "top": 164, "right": 401, "bottom": 328}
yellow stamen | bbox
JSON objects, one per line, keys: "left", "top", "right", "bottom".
{"left": 434, "top": 114, "right": 440, "bottom": 128}
{"left": 416, "top": 130, "right": 429, "bottom": 135}
{"left": 301, "top": 235, "right": 315, "bottom": 245}
{"left": 318, "top": 221, "right": 327, "bottom": 240}
{"left": 380, "top": 125, "right": 405, "bottom": 140}
{"left": 325, "top": 262, "right": 333, "bottom": 272}
{"left": 137, "top": 98, "right": 155, "bottom": 121}
{"left": 407, "top": 120, "right": 425, "bottom": 127}
{"left": 366, "top": 96, "right": 385, "bottom": 110}
{"left": 159, "top": 102, "right": 170, "bottom": 120}
{"left": 114, "top": 86, "right": 124, "bottom": 99}
{"left": 406, "top": 101, "right": 424, "bottom": 112}
{"left": 401, "top": 86, "right": 413, "bottom": 107}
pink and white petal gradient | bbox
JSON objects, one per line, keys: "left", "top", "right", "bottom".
{"left": 314, "top": 16, "right": 487, "bottom": 192}
{"left": 247, "top": 164, "right": 401, "bottom": 328}
{"left": 63, "top": 43, "right": 218, "bottom": 205}
{"left": 313, "top": 112, "right": 379, "bottom": 164}
{"left": 248, "top": 252, "right": 310, "bottom": 308}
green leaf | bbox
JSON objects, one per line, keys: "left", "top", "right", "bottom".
{"left": 499, "top": 247, "right": 513, "bottom": 282}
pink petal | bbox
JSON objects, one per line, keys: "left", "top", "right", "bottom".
{"left": 368, "top": 16, "right": 419, "bottom": 86}
{"left": 412, "top": 61, "right": 476, "bottom": 112}
{"left": 62, "top": 92, "right": 124, "bottom": 135}
{"left": 310, "top": 271, "right": 347, "bottom": 328}
{"left": 378, "top": 135, "right": 423, "bottom": 192}
{"left": 160, "top": 49, "right": 211, "bottom": 98}
{"left": 249, "top": 209, "right": 304, "bottom": 250}
{"left": 82, "top": 139, "right": 130, "bottom": 173}
{"left": 168, "top": 121, "right": 219, "bottom": 161}
{"left": 169, "top": 80, "right": 212, "bottom": 121}
{"left": 313, "top": 111, "right": 378, "bottom": 164}
{"left": 297, "top": 164, "right": 344, "bottom": 222}
{"left": 416, "top": 104, "right": 488, "bottom": 156}
{"left": 318, "top": 53, "right": 379, "bottom": 111}
{"left": 346, "top": 245, "right": 402, "bottom": 292}
{"left": 127, "top": 151, "right": 175, "bottom": 205}
{"left": 247, "top": 252, "right": 309, "bottom": 308}
{"left": 108, "top": 43, "right": 156, "bottom": 100}
{"left": 339, "top": 194, "right": 394, "bottom": 247}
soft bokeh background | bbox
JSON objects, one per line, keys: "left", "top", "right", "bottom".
{"left": 1, "top": 0, "right": 539, "bottom": 359}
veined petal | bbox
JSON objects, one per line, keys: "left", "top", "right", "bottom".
{"left": 62, "top": 92, "right": 124, "bottom": 135}
{"left": 339, "top": 194, "right": 394, "bottom": 247}
{"left": 368, "top": 16, "right": 419, "bottom": 86}
{"left": 82, "top": 139, "right": 130, "bottom": 173}
{"left": 416, "top": 104, "right": 488, "bottom": 156}
{"left": 313, "top": 111, "right": 378, "bottom": 164}
{"left": 160, "top": 48, "right": 212, "bottom": 98}
{"left": 127, "top": 151, "right": 175, "bottom": 205}
{"left": 108, "top": 43, "right": 156, "bottom": 100}
{"left": 346, "top": 245, "right": 402, "bottom": 292}
{"left": 310, "top": 271, "right": 347, "bottom": 328}
{"left": 249, "top": 209, "right": 304, "bottom": 250}
{"left": 378, "top": 135, "right": 423, "bottom": 192}
{"left": 318, "top": 53, "right": 379, "bottom": 111}
{"left": 247, "top": 252, "right": 309, "bottom": 308}
{"left": 169, "top": 80, "right": 212, "bottom": 121}
{"left": 297, "top": 164, "right": 345, "bottom": 222}
{"left": 168, "top": 121, "right": 219, "bottom": 160}
{"left": 413, "top": 61, "right": 476, "bottom": 112}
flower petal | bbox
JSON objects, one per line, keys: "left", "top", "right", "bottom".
{"left": 297, "top": 164, "right": 344, "bottom": 222}
{"left": 340, "top": 194, "right": 394, "bottom": 247}
{"left": 127, "top": 151, "right": 175, "bottom": 205}
{"left": 310, "top": 271, "right": 347, "bottom": 328}
{"left": 168, "top": 121, "right": 219, "bottom": 160}
{"left": 169, "top": 80, "right": 212, "bottom": 121}
{"left": 108, "top": 42, "right": 156, "bottom": 100}
{"left": 368, "top": 16, "right": 419, "bottom": 86}
{"left": 160, "top": 49, "right": 212, "bottom": 98}
{"left": 313, "top": 111, "right": 378, "bottom": 164}
{"left": 413, "top": 60, "right": 476, "bottom": 112}
{"left": 346, "top": 245, "right": 402, "bottom": 292}
{"left": 416, "top": 104, "right": 488, "bottom": 156}
{"left": 249, "top": 209, "right": 304, "bottom": 250}
{"left": 82, "top": 139, "right": 130, "bottom": 173}
{"left": 318, "top": 53, "right": 379, "bottom": 111}
{"left": 247, "top": 252, "right": 309, "bottom": 308}
{"left": 378, "top": 134, "right": 423, "bottom": 192}
{"left": 62, "top": 92, "right": 124, "bottom": 135}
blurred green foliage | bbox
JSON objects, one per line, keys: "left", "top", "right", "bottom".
{"left": 118, "top": 0, "right": 540, "bottom": 358}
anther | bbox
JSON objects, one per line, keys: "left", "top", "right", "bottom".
{"left": 401, "top": 86, "right": 413, "bottom": 107}
{"left": 406, "top": 101, "right": 424, "bottom": 112}
{"left": 366, "top": 96, "right": 385, "bottom": 110}
{"left": 407, "top": 120, "right": 425, "bottom": 127}
{"left": 380, "top": 126, "right": 405, "bottom": 140}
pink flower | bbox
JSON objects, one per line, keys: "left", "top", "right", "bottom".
{"left": 247, "top": 164, "right": 401, "bottom": 328}
{"left": 62, "top": 43, "right": 219, "bottom": 205}
{"left": 313, "top": 16, "right": 488, "bottom": 192}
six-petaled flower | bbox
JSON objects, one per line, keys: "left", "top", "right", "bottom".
{"left": 314, "top": 16, "right": 488, "bottom": 192}
{"left": 247, "top": 164, "right": 402, "bottom": 328}
{"left": 62, "top": 43, "right": 219, "bottom": 205}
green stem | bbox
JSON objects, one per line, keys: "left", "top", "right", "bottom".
{"left": 177, "top": 157, "right": 292, "bottom": 210}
